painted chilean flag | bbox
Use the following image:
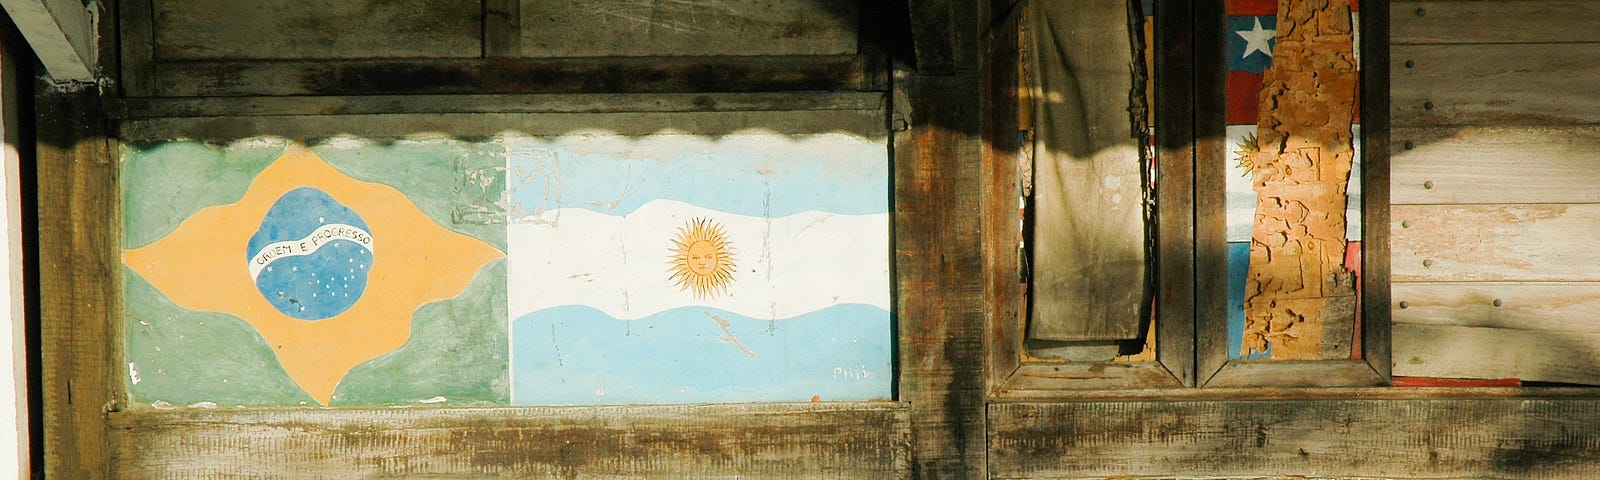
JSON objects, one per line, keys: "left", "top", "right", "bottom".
{"left": 504, "top": 132, "right": 892, "bottom": 405}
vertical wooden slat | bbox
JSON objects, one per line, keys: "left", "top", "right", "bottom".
{"left": 1154, "top": 0, "right": 1197, "bottom": 386}
{"left": 37, "top": 85, "right": 115, "bottom": 479}
{"left": 980, "top": 0, "right": 1024, "bottom": 394}
{"left": 1359, "top": 0, "right": 1393, "bottom": 382}
{"left": 1193, "top": 0, "right": 1231, "bottom": 385}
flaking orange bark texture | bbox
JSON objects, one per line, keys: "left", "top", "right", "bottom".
{"left": 1241, "top": 0, "right": 1358, "bottom": 359}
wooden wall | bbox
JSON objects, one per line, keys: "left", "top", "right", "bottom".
{"left": 1391, "top": 0, "right": 1600, "bottom": 385}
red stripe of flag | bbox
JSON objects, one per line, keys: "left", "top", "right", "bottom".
{"left": 1229, "top": 1, "right": 1358, "bottom": 16}
{"left": 1226, "top": 0, "right": 1275, "bottom": 16}
{"left": 1226, "top": 71, "right": 1263, "bottom": 125}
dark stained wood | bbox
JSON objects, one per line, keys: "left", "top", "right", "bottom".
{"left": 1393, "top": 43, "right": 1600, "bottom": 126}
{"left": 1025, "top": 0, "right": 1148, "bottom": 342}
{"left": 116, "top": 0, "right": 155, "bottom": 96}
{"left": 107, "top": 403, "right": 911, "bottom": 479}
{"left": 990, "top": 398, "right": 1600, "bottom": 479}
{"left": 517, "top": 0, "right": 857, "bottom": 58}
{"left": 140, "top": 56, "right": 876, "bottom": 97}
{"left": 1392, "top": 126, "right": 1600, "bottom": 204}
{"left": 116, "top": 109, "right": 887, "bottom": 142}
{"left": 1391, "top": 204, "right": 1600, "bottom": 282}
{"left": 150, "top": 0, "right": 482, "bottom": 61}
{"left": 1394, "top": 1, "right": 1600, "bottom": 45}
{"left": 998, "top": 362, "right": 1182, "bottom": 395}
{"left": 908, "top": 0, "right": 978, "bottom": 75}
{"left": 895, "top": 70, "right": 986, "bottom": 477}
{"left": 1395, "top": 323, "right": 1600, "bottom": 385}
{"left": 115, "top": 92, "right": 886, "bottom": 118}
{"left": 37, "top": 85, "right": 118, "bottom": 479}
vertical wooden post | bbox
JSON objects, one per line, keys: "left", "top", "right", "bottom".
{"left": 901, "top": 0, "right": 985, "bottom": 477}
{"left": 36, "top": 84, "right": 115, "bottom": 480}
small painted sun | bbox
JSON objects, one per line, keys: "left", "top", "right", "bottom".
{"left": 668, "top": 217, "right": 736, "bottom": 299}
{"left": 1234, "top": 132, "right": 1260, "bottom": 176}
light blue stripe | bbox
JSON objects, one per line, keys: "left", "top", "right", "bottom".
{"left": 506, "top": 139, "right": 888, "bottom": 218}
{"left": 511, "top": 304, "right": 892, "bottom": 405}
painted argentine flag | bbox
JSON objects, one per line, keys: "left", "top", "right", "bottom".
{"left": 505, "top": 131, "right": 891, "bottom": 405}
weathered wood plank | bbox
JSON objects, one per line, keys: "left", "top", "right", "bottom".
{"left": 908, "top": 0, "right": 979, "bottom": 75}
{"left": 150, "top": 0, "right": 482, "bottom": 60}
{"left": 518, "top": 0, "right": 856, "bottom": 58}
{"left": 1202, "top": 360, "right": 1385, "bottom": 389}
{"left": 981, "top": 3, "right": 1025, "bottom": 395}
{"left": 142, "top": 56, "right": 873, "bottom": 97}
{"left": 1026, "top": 0, "right": 1148, "bottom": 342}
{"left": 37, "top": 85, "right": 117, "bottom": 479}
{"left": 115, "top": 92, "right": 886, "bottom": 118}
{"left": 0, "top": 0, "right": 95, "bottom": 81}
{"left": 1393, "top": 126, "right": 1600, "bottom": 205}
{"left": 1395, "top": 282, "right": 1600, "bottom": 333}
{"left": 117, "top": 109, "right": 886, "bottom": 142}
{"left": 1393, "top": 43, "right": 1600, "bottom": 126}
{"left": 990, "top": 398, "right": 1600, "bottom": 479}
{"left": 107, "top": 403, "right": 910, "bottom": 479}
{"left": 1394, "top": 1, "right": 1600, "bottom": 45}
{"left": 1396, "top": 323, "right": 1600, "bottom": 385}
{"left": 1194, "top": 0, "right": 1234, "bottom": 383}
{"left": 1152, "top": 0, "right": 1198, "bottom": 386}
{"left": 998, "top": 362, "right": 1183, "bottom": 395}
{"left": 483, "top": 0, "right": 520, "bottom": 58}
{"left": 895, "top": 72, "right": 986, "bottom": 478}
{"left": 1392, "top": 204, "right": 1600, "bottom": 282}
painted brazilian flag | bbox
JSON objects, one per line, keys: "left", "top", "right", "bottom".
{"left": 122, "top": 139, "right": 507, "bottom": 407}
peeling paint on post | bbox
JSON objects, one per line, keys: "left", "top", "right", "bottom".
{"left": 1241, "top": 0, "right": 1359, "bottom": 360}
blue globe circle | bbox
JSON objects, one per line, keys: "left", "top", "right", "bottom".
{"left": 246, "top": 188, "right": 373, "bottom": 320}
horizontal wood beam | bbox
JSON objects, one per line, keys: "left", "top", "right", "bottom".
{"left": 991, "top": 398, "right": 1600, "bottom": 479}
{"left": 108, "top": 403, "right": 911, "bottom": 479}
{"left": 0, "top": 0, "right": 94, "bottom": 81}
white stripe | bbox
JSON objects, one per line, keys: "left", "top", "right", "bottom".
{"left": 507, "top": 199, "right": 890, "bottom": 320}
{"left": 247, "top": 223, "right": 374, "bottom": 280}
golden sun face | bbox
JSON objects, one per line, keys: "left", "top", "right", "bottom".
{"left": 669, "top": 218, "right": 735, "bottom": 299}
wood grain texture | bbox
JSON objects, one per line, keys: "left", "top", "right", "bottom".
{"left": 518, "top": 0, "right": 857, "bottom": 58}
{"left": 115, "top": 92, "right": 886, "bottom": 118}
{"left": 1394, "top": 282, "right": 1600, "bottom": 333}
{"left": 37, "top": 87, "right": 117, "bottom": 479}
{"left": 1392, "top": 126, "right": 1600, "bottom": 205}
{"left": 150, "top": 0, "right": 482, "bottom": 60}
{"left": 107, "top": 403, "right": 910, "bottom": 479}
{"left": 1395, "top": 323, "right": 1600, "bottom": 385}
{"left": 1394, "top": 1, "right": 1600, "bottom": 45}
{"left": 117, "top": 109, "right": 887, "bottom": 142}
{"left": 1153, "top": 0, "right": 1199, "bottom": 387}
{"left": 980, "top": 5, "right": 1025, "bottom": 395}
{"left": 989, "top": 399, "right": 1600, "bottom": 479}
{"left": 1393, "top": 43, "right": 1600, "bottom": 126}
{"left": 1392, "top": 204, "right": 1600, "bottom": 282}
{"left": 896, "top": 71, "right": 986, "bottom": 478}
{"left": 140, "top": 56, "right": 873, "bottom": 97}
{"left": 1358, "top": 0, "right": 1394, "bottom": 383}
